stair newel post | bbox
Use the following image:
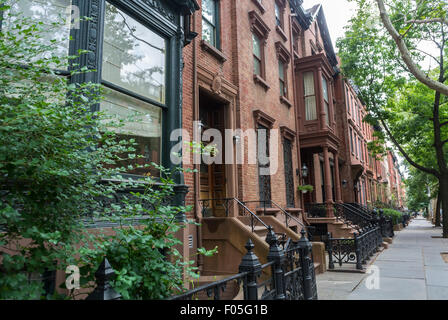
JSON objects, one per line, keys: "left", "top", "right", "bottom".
{"left": 86, "top": 257, "right": 121, "bottom": 300}
{"left": 354, "top": 233, "right": 363, "bottom": 270}
{"left": 327, "top": 232, "right": 334, "bottom": 270}
{"left": 266, "top": 227, "right": 286, "bottom": 300}
{"left": 238, "top": 239, "right": 262, "bottom": 300}
{"left": 298, "top": 229, "right": 316, "bottom": 300}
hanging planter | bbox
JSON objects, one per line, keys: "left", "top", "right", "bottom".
{"left": 297, "top": 184, "right": 314, "bottom": 194}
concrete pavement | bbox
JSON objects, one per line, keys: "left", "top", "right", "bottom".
{"left": 316, "top": 217, "right": 448, "bottom": 300}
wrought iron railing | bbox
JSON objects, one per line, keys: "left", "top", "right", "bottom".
{"left": 169, "top": 229, "right": 318, "bottom": 300}
{"left": 333, "top": 203, "right": 376, "bottom": 231}
{"left": 327, "top": 224, "right": 382, "bottom": 270}
{"left": 402, "top": 213, "right": 410, "bottom": 227}
{"left": 199, "top": 197, "right": 272, "bottom": 235}
{"left": 378, "top": 209, "right": 395, "bottom": 238}
{"left": 241, "top": 200, "right": 315, "bottom": 238}
{"left": 304, "top": 203, "right": 327, "bottom": 218}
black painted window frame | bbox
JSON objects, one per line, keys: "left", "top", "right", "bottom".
{"left": 2, "top": 0, "right": 185, "bottom": 182}
{"left": 79, "top": 0, "right": 183, "bottom": 181}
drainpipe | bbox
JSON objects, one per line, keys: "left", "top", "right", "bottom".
{"left": 288, "top": 12, "right": 304, "bottom": 213}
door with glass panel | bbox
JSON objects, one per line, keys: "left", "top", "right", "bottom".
{"left": 199, "top": 97, "right": 226, "bottom": 217}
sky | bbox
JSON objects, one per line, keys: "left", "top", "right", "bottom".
{"left": 302, "top": 0, "right": 358, "bottom": 52}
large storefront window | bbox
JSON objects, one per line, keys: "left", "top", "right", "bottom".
{"left": 101, "top": 2, "right": 166, "bottom": 176}
{"left": 7, "top": 0, "right": 195, "bottom": 181}
{"left": 102, "top": 3, "right": 166, "bottom": 104}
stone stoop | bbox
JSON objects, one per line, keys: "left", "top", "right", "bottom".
{"left": 328, "top": 220, "right": 358, "bottom": 239}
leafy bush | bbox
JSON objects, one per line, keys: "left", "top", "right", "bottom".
{"left": 0, "top": 2, "right": 213, "bottom": 299}
{"left": 381, "top": 208, "right": 403, "bottom": 225}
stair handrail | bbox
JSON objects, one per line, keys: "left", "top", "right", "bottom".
{"left": 199, "top": 197, "right": 272, "bottom": 234}
{"left": 346, "top": 203, "right": 377, "bottom": 219}
{"left": 233, "top": 198, "right": 271, "bottom": 233}
{"left": 341, "top": 203, "right": 377, "bottom": 222}
{"left": 334, "top": 203, "right": 376, "bottom": 230}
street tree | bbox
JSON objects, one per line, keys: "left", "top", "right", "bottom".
{"left": 337, "top": 0, "right": 448, "bottom": 237}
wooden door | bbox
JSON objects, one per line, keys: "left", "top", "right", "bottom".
{"left": 199, "top": 105, "right": 226, "bottom": 216}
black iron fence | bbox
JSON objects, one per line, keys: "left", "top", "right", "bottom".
{"left": 327, "top": 224, "right": 382, "bottom": 271}
{"left": 402, "top": 213, "right": 411, "bottom": 227}
{"left": 304, "top": 203, "right": 327, "bottom": 218}
{"left": 378, "top": 209, "right": 395, "bottom": 238}
{"left": 169, "top": 229, "right": 318, "bottom": 300}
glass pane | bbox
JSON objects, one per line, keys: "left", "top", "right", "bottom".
{"left": 275, "top": 2, "right": 281, "bottom": 26}
{"left": 305, "top": 96, "right": 317, "bottom": 120}
{"left": 5, "top": 0, "right": 72, "bottom": 65}
{"left": 324, "top": 101, "right": 329, "bottom": 125}
{"left": 102, "top": 3, "right": 166, "bottom": 104}
{"left": 278, "top": 61, "right": 284, "bottom": 80}
{"left": 279, "top": 80, "right": 285, "bottom": 96}
{"left": 100, "top": 87, "right": 162, "bottom": 177}
{"left": 202, "top": 0, "right": 216, "bottom": 24}
{"left": 322, "top": 75, "right": 329, "bottom": 102}
{"left": 254, "top": 57, "right": 261, "bottom": 76}
{"left": 252, "top": 33, "right": 261, "bottom": 59}
{"left": 303, "top": 72, "right": 315, "bottom": 96}
{"left": 202, "top": 19, "right": 216, "bottom": 46}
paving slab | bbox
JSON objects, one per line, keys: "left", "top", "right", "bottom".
{"left": 317, "top": 218, "right": 448, "bottom": 300}
{"left": 427, "top": 285, "right": 448, "bottom": 300}
{"left": 347, "top": 277, "right": 427, "bottom": 300}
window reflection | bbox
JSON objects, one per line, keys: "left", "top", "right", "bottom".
{"left": 100, "top": 87, "right": 161, "bottom": 177}
{"left": 6, "top": 0, "right": 72, "bottom": 66}
{"left": 102, "top": 3, "right": 166, "bottom": 104}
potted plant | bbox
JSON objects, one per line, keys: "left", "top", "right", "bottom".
{"left": 297, "top": 184, "right": 314, "bottom": 194}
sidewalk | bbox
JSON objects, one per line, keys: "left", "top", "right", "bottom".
{"left": 316, "top": 217, "right": 448, "bottom": 300}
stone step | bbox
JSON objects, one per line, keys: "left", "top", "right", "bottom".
{"left": 313, "top": 262, "right": 322, "bottom": 274}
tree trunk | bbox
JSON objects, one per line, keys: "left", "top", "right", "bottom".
{"left": 440, "top": 176, "right": 448, "bottom": 238}
{"left": 435, "top": 189, "right": 441, "bottom": 227}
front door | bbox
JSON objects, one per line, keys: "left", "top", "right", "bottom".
{"left": 199, "top": 98, "right": 226, "bottom": 216}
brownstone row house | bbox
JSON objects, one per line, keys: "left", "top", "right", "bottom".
{"left": 178, "top": 0, "right": 407, "bottom": 280}
{"left": 8, "top": 0, "right": 406, "bottom": 294}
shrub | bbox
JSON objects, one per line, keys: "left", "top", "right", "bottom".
{"left": 381, "top": 208, "right": 403, "bottom": 225}
{"left": 0, "top": 3, "right": 213, "bottom": 299}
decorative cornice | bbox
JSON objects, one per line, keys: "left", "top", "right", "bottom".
{"left": 280, "top": 126, "right": 296, "bottom": 141}
{"left": 249, "top": 10, "right": 271, "bottom": 40}
{"left": 253, "top": 109, "right": 276, "bottom": 129}
{"left": 142, "top": 0, "right": 176, "bottom": 22}
{"left": 275, "top": 41, "right": 291, "bottom": 63}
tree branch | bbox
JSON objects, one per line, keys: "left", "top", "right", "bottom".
{"left": 379, "top": 118, "right": 439, "bottom": 177}
{"left": 405, "top": 18, "right": 448, "bottom": 26}
{"left": 375, "top": 0, "right": 448, "bottom": 96}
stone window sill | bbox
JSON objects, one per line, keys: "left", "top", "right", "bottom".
{"left": 200, "top": 40, "right": 227, "bottom": 63}
{"left": 280, "top": 95, "right": 292, "bottom": 107}
{"left": 253, "top": 74, "right": 270, "bottom": 91}
{"left": 276, "top": 25, "right": 288, "bottom": 41}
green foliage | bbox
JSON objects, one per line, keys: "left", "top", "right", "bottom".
{"left": 381, "top": 208, "right": 404, "bottom": 225}
{"left": 0, "top": 3, "right": 214, "bottom": 300}
{"left": 297, "top": 185, "right": 314, "bottom": 193}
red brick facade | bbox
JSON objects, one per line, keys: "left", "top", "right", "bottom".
{"left": 179, "top": 0, "right": 406, "bottom": 275}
